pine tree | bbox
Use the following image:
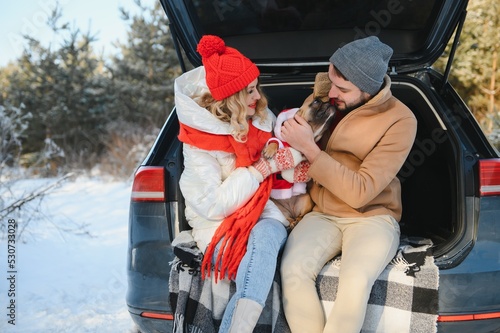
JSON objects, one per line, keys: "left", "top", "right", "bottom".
{"left": 3, "top": 29, "right": 112, "bottom": 169}
{"left": 107, "top": 0, "right": 181, "bottom": 127}
{"left": 437, "top": 0, "right": 500, "bottom": 132}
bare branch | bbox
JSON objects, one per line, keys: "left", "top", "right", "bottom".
{"left": 0, "top": 173, "right": 73, "bottom": 220}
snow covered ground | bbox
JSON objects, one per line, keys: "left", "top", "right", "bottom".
{"left": 0, "top": 175, "right": 140, "bottom": 333}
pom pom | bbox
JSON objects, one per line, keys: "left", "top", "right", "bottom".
{"left": 197, "top": 35, "right": 226, "bottom": 58}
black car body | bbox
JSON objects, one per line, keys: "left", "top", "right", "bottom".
{"left": 127, "top": 0, "right": 500, "bottom": 332}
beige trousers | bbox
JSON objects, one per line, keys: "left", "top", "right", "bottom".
{"left": 280, "top": 212, "right": 400, "bottom": 333}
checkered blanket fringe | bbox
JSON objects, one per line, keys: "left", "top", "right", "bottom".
{"left": 169, "top": 232, "right": 438, "bottom": 333}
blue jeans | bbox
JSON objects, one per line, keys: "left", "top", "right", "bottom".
{"left": 217, "top": 218, "right": 287, "bottom": 333}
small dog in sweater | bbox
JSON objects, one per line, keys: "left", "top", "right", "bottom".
{"left": 264, "top": 72, "right": 336, "bottom": 228}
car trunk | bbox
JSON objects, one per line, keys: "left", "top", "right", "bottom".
{"left": 158, "top": 1, "right": 480, "bottom": 268}
{"left": 129, "top": 61, "right": 491, "bottom": 331}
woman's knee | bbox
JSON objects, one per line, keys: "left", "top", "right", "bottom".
{"left": 252, "top": 219, "right": 287, "bottom": 240}
{"left": 250, "top": 218, "right": 287, "bottom": 250}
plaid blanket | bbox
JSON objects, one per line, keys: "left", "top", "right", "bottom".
{"left": 169, "top": 231, "right": 289, "bottom": 333}
{"left": 169, "top": 232, "right": 438, "bottom": 333}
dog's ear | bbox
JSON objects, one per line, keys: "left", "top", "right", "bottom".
{"left": 313, "top": 72, "right": 331, "bottom": 102}
{"left": 297, "top": 93, "right": 314, "bottom": 115}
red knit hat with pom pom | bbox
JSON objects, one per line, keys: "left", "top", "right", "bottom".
{"left": 197, "top": 35, "right": 260, "bottom": 101}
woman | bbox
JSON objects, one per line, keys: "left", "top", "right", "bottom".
{"left": 175, "top": 35, "right": 303, "bottom": 333}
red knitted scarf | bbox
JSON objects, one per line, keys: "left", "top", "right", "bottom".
{"left": 178, "top": 120, "right": 273, "bottom": 281}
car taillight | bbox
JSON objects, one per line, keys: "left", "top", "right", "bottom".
{"left": 479, "top": 158, "right": 500, "bottom": 196}
{"left": 438, "top": 311, "right": 500, "bottom": 322}
{"left": 131, "top": 166, "right": 166, "bottom": 202}
{"left": 140, "top": 312, "right": 174, "bottom": 320}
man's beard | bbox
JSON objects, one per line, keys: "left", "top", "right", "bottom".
{"left": 337, "top": 95, "right": 370, "bottom": 114}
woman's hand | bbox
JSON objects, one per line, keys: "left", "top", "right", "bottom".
{"left": 249, "top": 147, "right": 304, "bottom": 182}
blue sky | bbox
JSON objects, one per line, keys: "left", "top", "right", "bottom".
{"left": 0, "top": 0, "right": 157, "bottom": 67}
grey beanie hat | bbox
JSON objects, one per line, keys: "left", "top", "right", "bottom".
{"left": 329, "top": 36, "right": 393, "bottom": 95}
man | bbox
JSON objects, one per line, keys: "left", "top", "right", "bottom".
{"left": 279, "top": 36, "right": 417, "bottom": 333}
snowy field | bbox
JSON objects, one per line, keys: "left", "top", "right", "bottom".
{"left": 0, "top": 175, "right": 140, "bottom": 333}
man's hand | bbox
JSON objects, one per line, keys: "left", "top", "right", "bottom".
{"left": 281, "top": 115, "right": 322, "bottom": 162}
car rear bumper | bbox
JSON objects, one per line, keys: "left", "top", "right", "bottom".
{"left": 437, "top": 317, "right": 500, "bottom": 333}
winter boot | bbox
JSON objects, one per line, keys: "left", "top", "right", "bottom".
{"left": 227, "top": 298, "right": 263, "bottom": 333}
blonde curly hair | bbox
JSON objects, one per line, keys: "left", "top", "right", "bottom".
{"left": 196, "top": 84, "right": 268, "bottom": 142}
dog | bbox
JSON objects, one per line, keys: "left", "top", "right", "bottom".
{"left": 262, "top": 97, "right": 336, "bottom": 158}
{"left": 264, "top": 72, "right": 336, "bottom": 228}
